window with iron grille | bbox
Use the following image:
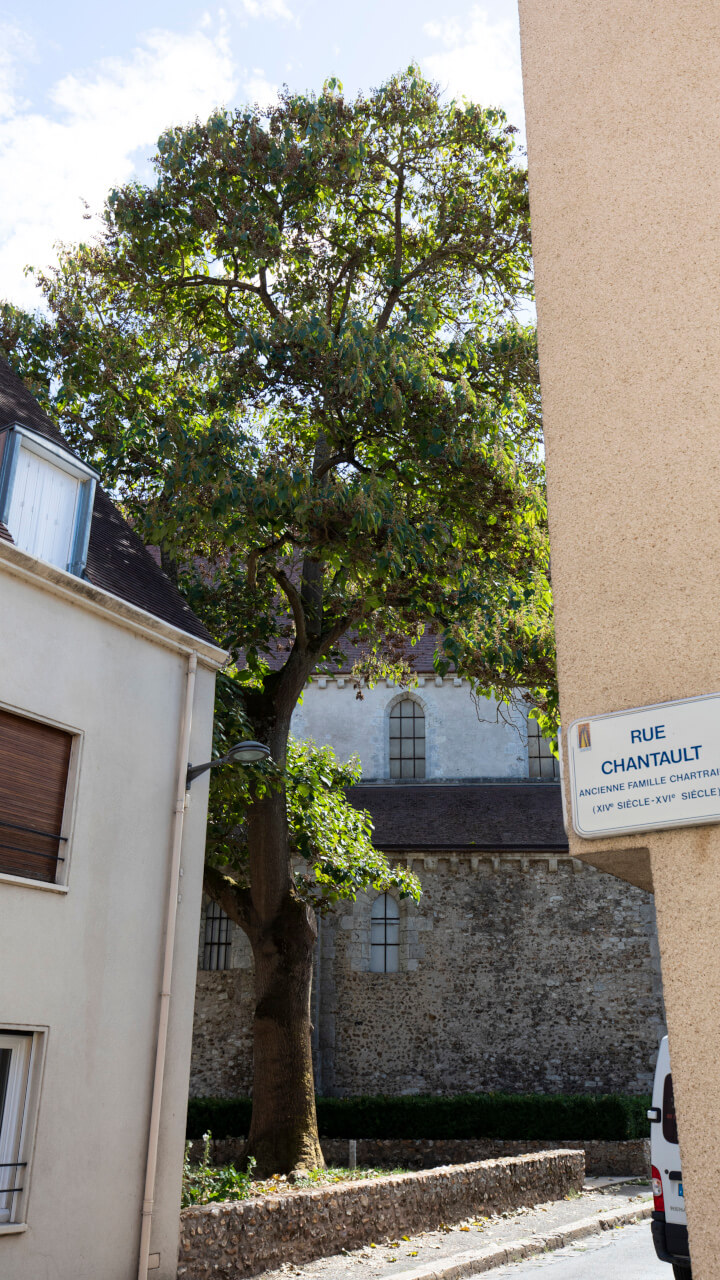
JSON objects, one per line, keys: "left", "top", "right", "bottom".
{"left": 0, "top": 1028, "right": 43, "bottom": 1227}
{"left": 370, "top": 893, "right": 400, "bottom": 972}
{"left": 528, "top": 717, "right": 559, "bottom": 780}
{"left": 202, "top": 900, "right": 232, "bottom": 971}
{"left": 389, "top": 698, "right": 426, "bottom": 779}
{"left": 0, "top": 708, "right": 73, "bottom": 884}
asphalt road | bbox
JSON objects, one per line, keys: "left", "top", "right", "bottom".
{"left": 487, "top": 1220, "right": 671, "bottom": 1278}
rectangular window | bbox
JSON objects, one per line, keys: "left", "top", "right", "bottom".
{"left": 201, "top": 900, "right": 232, "bottom": 971}
{"left": 389, "top": 699, "right": 426, "bottom": 779}
{"left": 0, "top": 1032, "right": 33, "bottom": 1225}
{"left": 528, "top": 717, "right": 560, "bottom": 780}
{"left": 662, "top": 1073, "right": 679, "bottom": 1145}
{"left": 0, "top": 708, "right": 73, "bottom": 884}
{"left": 370, "top": 894, "right": 400, "bottom": 973}
{"left": 7, "top": 447, "right": 82, "bottom": 570}
{"left": 0, "top": 425, "right": 97, "bottom": 576}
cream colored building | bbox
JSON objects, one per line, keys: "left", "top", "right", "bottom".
{"left": 0, "top": 359, "right": 225, "bottom": 1280}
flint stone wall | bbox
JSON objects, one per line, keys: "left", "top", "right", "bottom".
{"left": 178, "top": 1150, "right": 584, "bottom": 1279}
{"left": 188, "top": 1136, "right": 648, "bottom": 1178}
{"left": 191, "top": 857, "right": 663, "bottom": 1099}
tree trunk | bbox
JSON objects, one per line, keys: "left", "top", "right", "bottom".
{"left": 241, "top": 688, "right": 325, "bottom": 1176}
{"left": 245, "top": 889, "right": 323, "bottom": 1174}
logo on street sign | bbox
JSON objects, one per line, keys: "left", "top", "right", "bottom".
{"left": 566, "top": 692, "right": 720, "bottom": 838}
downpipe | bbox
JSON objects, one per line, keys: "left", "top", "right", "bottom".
{"left": 137, "top": 651, "right": 197, "bottom": 1280}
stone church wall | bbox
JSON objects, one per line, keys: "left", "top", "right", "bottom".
{"left": 190, "top": 855, "right": 662, "bottom": 1100}
{"left": 291, "top": 677, "right": 529, "bottom": 782}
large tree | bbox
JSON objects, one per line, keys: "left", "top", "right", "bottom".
{"left": 1, "top": 68, "right": 555, "bottom": 1173}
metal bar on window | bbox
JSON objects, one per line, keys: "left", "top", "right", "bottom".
{"left": 0, "top": 842, "right": 65, "bottom": 861}
{"left": 0, "top": 819, "right": 67, "bottom": 842}
{"left": 202, "top": 902, "right": 231, "bottom": 970}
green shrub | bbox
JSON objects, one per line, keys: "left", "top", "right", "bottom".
{"left": 186, "top": 1097, "right": 252, "bottom": 1141}
{"left": 187, "top": 1093, "right": 651, "bottom": 1143}
{"left": 182, "top": 1132, "right": 256, "bottom": 1206}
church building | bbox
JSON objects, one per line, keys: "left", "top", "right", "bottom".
{"left": 191, "top": 643, "right": 663, "bottom": 1101}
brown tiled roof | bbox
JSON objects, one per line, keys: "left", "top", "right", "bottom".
{"left": 347, "top": 783, "right": 568, "bottom": 851}
{"left": 0, "top": 521, "right": 12, "bottom": 543}
{"left": 0, "top": 358, "right": 214, "bottom": 644}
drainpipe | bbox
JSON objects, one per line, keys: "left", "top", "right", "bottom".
{"left": 138, "top": 651, "right": 197, "bottom": 1280}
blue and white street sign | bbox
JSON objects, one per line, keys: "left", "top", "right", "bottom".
{"left": 566, "top": 693, "right": 720, "bottom": 838}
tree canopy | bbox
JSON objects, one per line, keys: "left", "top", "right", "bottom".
{"left": 2, "top": 66, "right": 554, "bottom": 723}
{"left": 1, "top": 66, "right": 556, "bottom": 1172}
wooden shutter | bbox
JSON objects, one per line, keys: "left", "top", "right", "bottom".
{"left": 0, "top": 709, "right": 73, "bottom": 883}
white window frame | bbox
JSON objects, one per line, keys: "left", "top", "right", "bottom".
{"left": 0, "top": 423, "right": 98, "bottom": 576}
{"left": 527, "top": 716, "right": 560, "bottom": 780}
{"left": 0, "top": 1027, "right": 46, "bottom": 1232}
{"left": 370, "top": 893, "right": 400, "bottom": 973}
{"left": 388, "top": 697, "right": 427, "bottom": 780}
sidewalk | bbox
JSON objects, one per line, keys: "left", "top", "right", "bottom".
{"left": 259, "top": 1179, "right": 652, "bottom": 1280}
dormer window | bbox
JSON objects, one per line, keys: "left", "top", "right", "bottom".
{"left": 0, "top": 424, "right": 98, "bottom": 577}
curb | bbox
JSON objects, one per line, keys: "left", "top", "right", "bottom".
{"left": 386, "top": 1198, "right": 654, "bottom": 1280}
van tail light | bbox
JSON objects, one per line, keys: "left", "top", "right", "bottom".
{"left": 651, "top": 1165, "right": 665, "bottom": 1212}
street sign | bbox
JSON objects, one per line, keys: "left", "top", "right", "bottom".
{"left": 566, "top": 693, "right": 720, "bottom": 838}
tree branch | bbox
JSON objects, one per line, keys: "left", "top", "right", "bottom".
{"left": 203, "top": 863, "right": 256, "bottom": 933}
{"left": 269, "top": 567, "right": 308, "bottom": 649}
{"left": 171, "top": 268, "right": 287, "bottom": 323}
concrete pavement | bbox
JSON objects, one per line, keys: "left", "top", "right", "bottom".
{"left": 486, "top": 1219, "right": 668, "bottom": 1277}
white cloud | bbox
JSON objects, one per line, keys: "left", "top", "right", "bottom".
{"left": 0, "top": 22, "right": 238, "bottom": 308}
{"left": 0, "top": 22, "right": 35, "bottom": 120}
{"left": 243, "top": 70, "right": 279, "bottom": 106}
{"left": 238, "top": 0, "right": 294, "bottom": 20}
{"left": 423, "top": 6, "right": 525, "bottom": 138}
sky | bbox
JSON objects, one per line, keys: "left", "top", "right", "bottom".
{"left": 0, "top": 0, "right": 526, "bottom": 309}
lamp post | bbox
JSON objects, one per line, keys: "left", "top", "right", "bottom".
{"left": 186, "top": 740, "right": 271, "bottom": 788}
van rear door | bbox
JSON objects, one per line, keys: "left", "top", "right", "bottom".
{"left": 652, "top": 1037, "right": 687, "bottom": 1229}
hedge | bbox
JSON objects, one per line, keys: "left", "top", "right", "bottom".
{"left": 187, "top": 1093, "right": 651, "bottom": 1143}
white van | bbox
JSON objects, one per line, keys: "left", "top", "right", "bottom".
{"left": 649, "top": 1035, "right": 691, "bottom": 1277}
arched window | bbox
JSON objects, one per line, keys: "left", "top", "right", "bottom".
{"left": 527, "top": 718, "right": 559, "bottom": 780}
{"left": 370, "top": 893, "right": 400, "bottom": 972}
{"left": 389, "top": 698, "right": 426, "bottom": 779}
{"left": 201, "top": 900, "right": 232, "bottom": 971}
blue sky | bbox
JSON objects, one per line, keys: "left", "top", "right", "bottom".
{"left": 0, "top": 1, "right": 525, "bottom": 307}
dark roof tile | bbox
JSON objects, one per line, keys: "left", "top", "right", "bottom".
{"left": 0, "top": 358, "right": 214, "bottom": 644}
{"left": 347, "top": 783, "right": 568, "bottom": 851}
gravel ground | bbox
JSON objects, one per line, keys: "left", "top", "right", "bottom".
{"left": 258, "top": 1179, "right": 652, "bottom": 1280}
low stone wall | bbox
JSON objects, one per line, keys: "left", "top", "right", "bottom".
{"left": 321, "top": 1137, "right": 650, "bottom": 1178}
{"left": 190, "top": 1135, "right": 650, "bottom": 1178}
{"left": 178, "top": 1149, "right": 584, "bottom": 1279}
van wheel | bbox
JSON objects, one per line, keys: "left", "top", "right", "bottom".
{"left": 672, "top": 1266, "right": 691, "bottom": 1279}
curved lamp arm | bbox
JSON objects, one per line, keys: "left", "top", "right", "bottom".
{"left": 186, "top": 740, "right": 271, "bottom": 789}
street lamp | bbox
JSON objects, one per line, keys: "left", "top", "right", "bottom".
{"left": 186, "top": 740, "right": 271, "bottom": 788}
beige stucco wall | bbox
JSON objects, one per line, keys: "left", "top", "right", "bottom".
{"left": 518, "top": 1, "right": 720, "bottom": 1271}
{"left": 0, "top": 546, "right": 221, "bottom": 1280}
